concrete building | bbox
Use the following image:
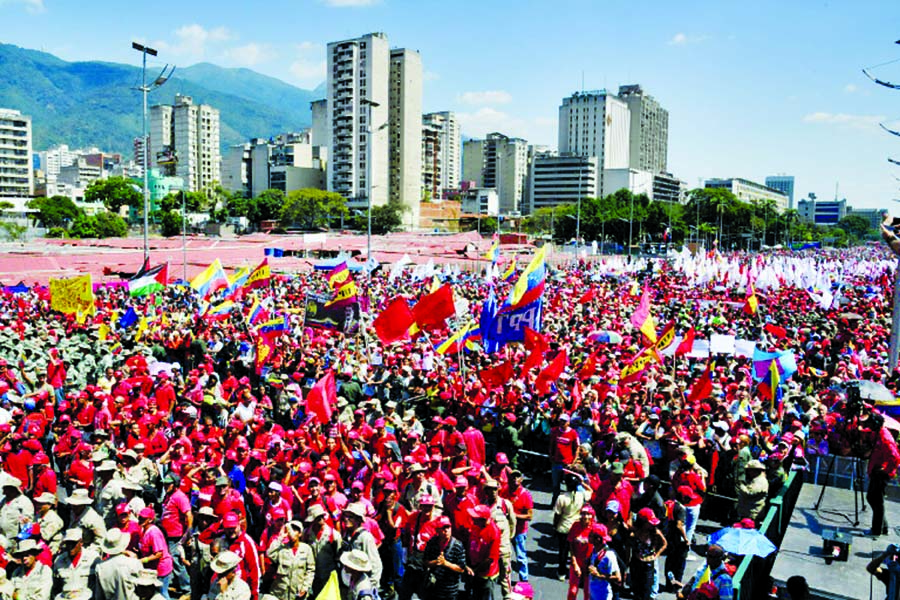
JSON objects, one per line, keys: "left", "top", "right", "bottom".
{"left": 848, "top": 207, "right": 886, "bottom": 230}
{"left": 150, "top": 94, "right": 221, "bottom": 194}
{"left": 37, "top": 144, "right": 77, "bottom": 180}
{"left": 528, "top": 153, "right": 600, "bottom": 213}
{"left": 704, "top": 177, "right": 789, "bottom": 212}
{"left": 462, "top": 132, "right": 529, "bottom": 215}
{"left": 388, "top": 48, "right": 423, "bottom": 228}
{"left": 653, "top": 172, "right": 687, "bottom": 204}
{"left": 132, "top": 138, "right": 147, "bottom": 178}
{"left": 326, "top": 32, "right": 391, "bottom": 216}
{"left": 558, "top": 91, "right": 630, "bottom": 193}
{"left": 797, "top": 197, "right": 847, "bottom": 225}
{"left": 422, "top": 111, "right": 460, "bottom": 199}
{"left": 310, "top": 99, "right": 328, "bottom": 148}
{"left": 221, "top": 143, "right": 251, "bottom": 197}
{"left": 765, "top": 175, "right": 795, "bottom": 209}
{"left": 603, "top": 168, "right": 654, "bottom": 199}
{"left": 618, "top": 85, "right": 668, "bottom": 173}
{"left": 222, "top": 133, "right": 326, "bottom": 199}
{"left": 57, "top": 158, "right": 103, "bottom": 188}
{"left": 460, "top": 187, "right": 499, "bottom": 216}
{"left": 0, "top": 108, "right": 33, "bottom": 197}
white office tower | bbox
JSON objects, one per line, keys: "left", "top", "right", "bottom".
{"left": 326, "top": 33, "right": 391, "bottom": 216}
{"left": 462, "top": 132, "right": 529, "bottom": 215}
{"left": 150, "top": 94, "right": 221, "bottom": 194}
{"left": 0, "top": 109, "right": 33, "bottom": 197}
{"left": 389, "top": 48, "right": 423, "bottom": 229}
{"left": 617, "top": 85, "right": 668, "bottom": 173}
{"left": 558, "top": 91, "right": 630, "bottom": 192}
{"left": 422, "top": 111, "right": 460, "bottom": 198}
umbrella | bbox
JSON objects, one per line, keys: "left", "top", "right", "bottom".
{"left": 839, "top": 312, "right": 863, "bottom": 321}
{"left": 708, "top": 527, "right": 777, "bottom": 557}
{"left": 881, "top": 412, "right": 900, "bottom": 433}
{"left": 588, "top": 330, "right": 623, "bottom": 345}
{"left": 856, "top": 380, "right": 895, "bottom": 402}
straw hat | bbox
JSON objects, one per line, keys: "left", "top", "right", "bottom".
{"left": 132, "top": 569, "right": 161, "bottom": 588}
{"left": 65, "top": 489, "right": 93, "bottom": 506}
{"left": 210, "top": 551, "right": 242, "bottom": 574}
{"left": 100, "top": 528, "right": 131, "bottom": 556}
{"left": 339, "top": 549, "right": 372, "bottom": 573}
{"left": 12, "top": 538, "right": 40, "bottom": 556}
{"left": 305, "top": 504, "right": 327, "bottom": 523}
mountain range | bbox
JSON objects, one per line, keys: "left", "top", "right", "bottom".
{"left": 0, "top": 43, "right": 325, "bottom": 155}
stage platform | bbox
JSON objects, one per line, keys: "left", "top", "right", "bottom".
{"left": 771, "top": 483, "right": 900, "bottom": 600}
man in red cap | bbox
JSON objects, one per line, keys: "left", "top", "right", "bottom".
{"left": 398, "top": 494, "right": 439, "bottom": 600}
{"left": 222, "top": 510, "right": 261, "bottom": 600}
{"left": 160, "top": 473, "right": 192, "bottom": 596}
{"left": 137, "top": 507, "right": 174, "bottom": 598}
{"left": 466, "top": 504, "right": 500, "bottom": 600}
{"left": 30, "top": 452, "right": 56, "bottom": 497}
{"left": 549, "top": 414, "right": 580, "bottom": 501}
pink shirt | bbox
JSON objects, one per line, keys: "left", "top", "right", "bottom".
{"left": 161, "top": 490, "right": 192, "bottom": 538}
{"left": 140, "top": 525, "right": 173, "bottom": 577}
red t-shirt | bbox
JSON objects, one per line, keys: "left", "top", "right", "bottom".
{"left": 550, "top": 426, "right": 580, "bottom": 465}
{"left": 504, "top": 486, "right": 533, "bottom": 536}
{"left": 567, "top": 520, "right": 595, "bottom": 568}
{"left": 161, "top": 490, "right": 192, "bottom": 538}
{"left": 468, "top": 521, "right": 501, "bottom": 578}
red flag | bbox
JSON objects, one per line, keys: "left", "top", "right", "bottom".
{"left": 577, "top": 289, "right": 596, "bottom": 304}
{"left": 306, "top": 370, "right": 337, "bottom": 425}
{"left": 578, "top": 350, "right": 599, "bottom": 381}
{"left": 687, "top": 361, "right": 715, "bottom": 404}
{"left": 411, "top": 284, "right": 456, "bottom": 330}
{"left": 536, "top": 349, "right": 568, "bottom": 395}
{"left": 523, "top": 327, "right": 549, "bottom": 353}
{"left": 373, "top": 297, "right": 416, "bottom": 344}
{"left": 764, "top": 323, "right": 787, "bottom": 339}
{"left": 255, "top": 336, "right": 276, "bottom": 375}
{"left": 675, "top": 327, "right": 696, "bottom": 357}
{"left": 480, "top": 362, "right": 513, "bottom": 390}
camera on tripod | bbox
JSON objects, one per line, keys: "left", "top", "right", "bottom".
{"left": 844, "top": 381, "right": 863, "bottom": 419}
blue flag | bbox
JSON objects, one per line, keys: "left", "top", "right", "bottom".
{"left": 482, "top": 299, "right": 543, "bottom": 352}
{"left": 118, "top": 307, "right": 138, "bottom": 329}
{"left": 479, "top": 290, "right": 499, "bottom": 353}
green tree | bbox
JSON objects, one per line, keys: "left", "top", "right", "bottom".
{"left": 68, "top": 215, "right": 97, "bottom": 238}
{"left": 247, "top": 189, "right": 285, "bottom": 225}
{"left": 27, "top": 196, "right": 81, "bottom": 228}
{"left": 225, "top": 194, "right": 250, "bottom": 218}
{"left": 93, "top": 212, "right": 129, "bottom": 238}
{"left": 0, "top": 222, "right": 26, "bottom": 241}
{"left": 85, "top": 177, "right": 142, "bottom": 214}
{"left": 160, "top": 211, "right": 184, "bottom": 237}
{"left": 280, "top": 188, "right": 347, "bottom": 229}
{"left": 158, "top": 191, "right": 205, "bottom": 213}
{"left": 837, "top": 214, "right": 872, "bottom": 240}
{"left": 358, "top": 200, "right": 405, "bottom": 235}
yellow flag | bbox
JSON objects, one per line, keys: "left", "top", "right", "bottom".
{"left": 430, "top": 275, "right": 441, "bottom": 293}
{"left": 98, "top": 324, "right": 110, "bottom": 341}
{"left": 314, "top": 571, "right": 341, "bottom": 600}
{"left": 135, "top": 317, "right": 148, "bottom": 342}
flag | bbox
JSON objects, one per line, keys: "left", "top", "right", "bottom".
{"left": 484, "top": 238, "right": 500, "bottom": 263}
{"left": 693, "top": 566, "right": 711, "bottom": 590}
{"left": 327, "top": 262, "right": 350, "bottom": 289}
{"left": 314, "top": 571, "right": 341, "bottom": 600}
{"left": 578, "top": 350, "right": 600, "bottom": 380}
{"left": 435, "top": 322, "right": 479, "bottom": 355}
{"left": 389, "top": 254, "right": 412, "bottom": 282}
{"left": 687, "top": 361, "right": 715, "bottom": 404}
{"left": 769, "top": 358, "right": 781, "bottom": 405}
{"left": 206, "top": 300, "right": 235, "bottom": 320}
{"left": 373, "top": 297, "right": 416, "bottom": 344}
{"left": 480, "top": 361, "right": 514, "bottom": 390}
{"left": 743, "top": 283, "right": 759, "bottom": 315}
{"left": 577, "top": 289, "right": 596, "bottom": 304}
{"left": 764, "top": 323, "right": 787, "bottom": 339}
{"left": 325, "top": 280, "right": 358, "bottom": 307}
{"left": 675, "top": 327, "right": 696, "bottom": 356}
{"left": 522, "top": 326, "right": 549, "bottom": 373}
{"left": 655, "top": 320, "right": 677, "bottom": 355}
{"left": 128, "top": 264, "right": 167, "bottom": 297}
{"left": 506, "top": 245, "right": 547, "bottom": 311}
{"left": 245, "top": 258, "right": 271, "bottom": 289}
{"left": 98, "top": 324, "right": 110, "bottom": 341}
{"left": 752, "top": 348, "right": 797, "bottom": 382}
{"left": 630, "top": 287, "right": 657, "bottom": 343}
{"left": 618, "top": 346, "right": 659, "bottom": 384}
{"left": 479, "top": 290, "right": 500, "bottom": 353}
{"left": 190, "top": 259, "right": 229, "bottom": 298}
{"left": 306, "top": 371, "right": 337, "bottom": 425}
{"left": 134, "top": 317, "right": 149, "bottom": 341}
{"left": 482, "top": 300, "right": 542, "bottom": 353}
{"left": 118, "top": 307, "right": 138, "bottom": 329}
{"left": 258, "top": 314, "right": 289, "bottom": 338}
{"left": 255, "top": 335, "right": 276, "bottom": 375}
{"left": 247, "top": 300, "right": 267, "bottom": 326}
{"left": 536, "top": 349, "right": 568, "bottom": 395}
{"left": 412, "top": 283, "right": 456, "bottom": 330}
{"left": 226, "top": 266, "right": 250, "bottom": 294}
{"left": 501, "top": 260, "right": 517, "bottom": 282}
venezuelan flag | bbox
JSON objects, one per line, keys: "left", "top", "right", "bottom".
{"left": 258, "top": 314, "right": 289, "bottom": 337}
{"left": 206, "top": 299, "right": 235, "bottom": 320}
{"left": 190, "top": 259, "right": 229, "bottom": 298}
{"left": 743, "top": 282, "right": 759, "bottom": 315}
{"left": 501, "top": 260, "right": 517, "bottom": 282}
{"left": 247, "top": 299, "right": 267, "bottom": 326}
{"left": 505, "top": 246, "right": 547, "bottom": 311}
{"left": 484, "top": 239, "right": 500, "bottom": 263}
{"left": 435, "top": 322, "right": 480, "bottom": 355}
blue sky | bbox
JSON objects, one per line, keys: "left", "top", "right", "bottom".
{"left": 3, "top": 0, "right": 900, "bottom": 209}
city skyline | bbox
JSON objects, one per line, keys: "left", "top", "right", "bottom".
{"left": 3, "top": 0, "right": 900, "bottom": 208}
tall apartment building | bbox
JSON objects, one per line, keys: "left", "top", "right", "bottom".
{"left": 150, "top": 94, "right": 221, "bottom": 194}
{"left": 765, "top": 175, "right": 795, "bottom": 209}
{"left": 528, "top": 153, "right": 600, "bottom": 213}
{"left": 132, "top": 137, "right": 147, "bottom": 178}
{"left": 558, "top": 91, "right": 630, "bottom": 193}
{"left": 462, "top": 132, "right": 529, "bottom": 214}
{"left": 221, "top": 133, "right": 326, "bottom": 199}
{"left": 389, "top": 48, "right": 422, "bottom": 228}
{"left": 422, "top": 111, "right": 460, "bottom": 199}
{"left": 617, "top": 85, "right": 668, "bottom": 173}
{"left": 325, "top": 33, "right": 424, "bottom": 229}
{"left": 0, "top": 109, "right": 33, "bottom": 197}
{"left": 38, "top": 144, "right": 77, "bottom": 180}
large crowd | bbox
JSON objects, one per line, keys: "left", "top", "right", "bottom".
{"left": 0, "top": 243, "right": 897, "bottom": 600}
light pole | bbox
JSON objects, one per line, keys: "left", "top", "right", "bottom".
{"left": 182, "top": 190, "right": 187, "bottom": 282}
{"left": 359, "top": 98, "right": 384, "bottom": 274}
{"left": 575, "top": 163, "right": 583, "bottom": 255}
{"left": 131, "top": 41, "right": 173, "bottom": 266}
{"left": 628, "top": 193, "right": 635, "bottom": 257}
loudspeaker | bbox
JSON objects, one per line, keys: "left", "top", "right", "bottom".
{"left": 822, "top": 528, "right": 852, "bottom": 562}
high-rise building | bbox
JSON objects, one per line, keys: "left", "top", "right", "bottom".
{"left": 221, "top": 143, "right": 252, "bottom": 197}
{"left": 38, "top": 144, "right": 77, "bottom": 180}
{"left": 0, "top": 108, "right": 33, "bottom": 197}
{"left": 704, "top": 178, "right": 789, "bottom": 212}
{"left": 150, "top": 94, "right": 221, "bottom": 194}
{"left": 528, "top": 153, "right": 599, "bottom": 214}
{"left": 765, "top": 175, "right": 795, "bottom": 209}
{"left": 389, "top": 48, "right": 423, "bottom": 228}
{"left": 558, "top": 91, "right": 630, "bottom": 193}
{"left": 617, "top": 85, "right": 668, "bottom": 173}
{"left": 422, "top": 111, "right": 460, "bottom": 199}
{"left": 310, "top": 99, "right": 328, "bottom": 148}
{"left": 132, "top": 138, "right": 147, "bottom": 178}
{"left": 462, "top": 132, "right": 529, "bottom": 215}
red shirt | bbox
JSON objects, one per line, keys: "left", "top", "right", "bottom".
{"left": 869, "top": 427, "right": 900, "bottom": 477}
{"left": 504, "top": 485, "right": 533, "bottom": 536}
{"left": 567, "top": 520, "right": 595, "bottom": 568}
{"left": 671, "top": 469, "right": 705, "bottom": 507}
{"left": 550, "top": 426, "right": 580, "bottom": 465}
{"left": 463, "top": 427, "right": 486, "bottom": 466}
{"left": 161, "top": 489, "right": 192, "bottom": 538}
{"left": 593, "top": 478, "right": 634, "bottom": 521}
{"left": 33, "top": 468, "right": 57, "bottom": 497}
{"left": 467, "top": 520, "right": 501, "bottom": 578}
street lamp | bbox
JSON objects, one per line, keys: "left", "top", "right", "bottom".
{"left": 575, "top": 163, "right": 583, "bottom": 255}
{"left": 131, "top": 41, "right": 173, "bottom": 266}
{"left": 359, "top": 98, "right": 387, "bottom": 274}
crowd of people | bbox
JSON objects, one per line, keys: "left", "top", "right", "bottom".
{"left": 0, "top": 242, "right": 896, "bottom": 600}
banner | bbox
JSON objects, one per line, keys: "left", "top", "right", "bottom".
{"left": 304, "top": 293, "right": 360, "bottom": 334}
{"left": 49, "top": 274, "right": 93, "bottom": 314}
{"left": 482, "top": 300, "right": 542, "bottom": 349}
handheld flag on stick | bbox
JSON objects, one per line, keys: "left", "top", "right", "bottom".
{"left": 306, "top": 371, "right": 337, "bottom": 425}
{"left": 128, "top": 264, "right": 167, "bottom": 297}
{"left": 245, "top": 258, "right": 271, "bottom": 289}
{"left": 373, "top": 297, "right": 416, "bottom": 344}
{"left": 675, "top": 327, "right": 696, "bottom": 357}
{"left": 501, "top": 260, "right": 517, "bottom": 282}
{"left": 484, "top": 238, "right": 500, "bottom": 263}
{"left": 743, "top": 283, "right": 759, "bottom": 315}
{"left": 687, "top": 360, "right": 715, "bottom": 404}
{"left": 630, "top": 287, "right": 657, "bottom": 343}
{"left": 327, "top": 262, "right": 350, "bottom": 289}
{"left": 506, "top": 245, "right": 547, "bottom": 311}
{"left": 190, "top": 259, "right": 229, "bottom": 298}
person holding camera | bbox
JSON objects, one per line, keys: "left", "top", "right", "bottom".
{"left": 865, "top": 412, "right": 900, "bottom": 537}
{"left": 866, "top": 543, "right": 900, "bottom": 600}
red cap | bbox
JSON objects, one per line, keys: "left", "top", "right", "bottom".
{"left": 139, "top": 507, "right": 156, "bottom": 520}
{"left": 435, "top": 516, "right": 452, "bottom": 528}
{"left": 223, "top": 512, "right": 241, "bottom": 528}
{"left": 467, "top": 505, "right": 492, "bottom": 521}
{"left": 495, "top": 452, "right": 509, "bottom": 465}
{"left": 637, "top": 507, "right": 660, "bottom": 525}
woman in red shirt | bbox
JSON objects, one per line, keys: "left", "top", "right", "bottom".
{"left": 567, "top": 505, "right": 596, "bottom": 600}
